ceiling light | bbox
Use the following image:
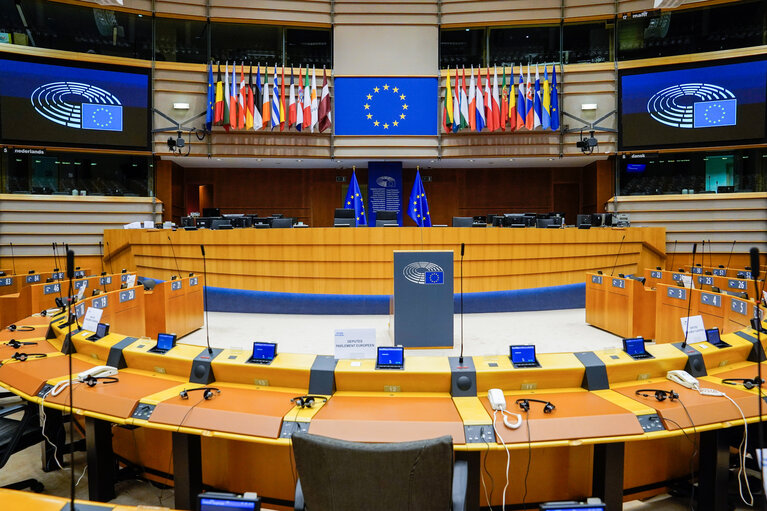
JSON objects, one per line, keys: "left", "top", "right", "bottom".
{"left": 173, "top": 102, "right": 190, "bottom": 110}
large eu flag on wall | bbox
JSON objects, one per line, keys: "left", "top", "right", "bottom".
{"left": 334, "top": 77, "right": 438, "bottom": 136}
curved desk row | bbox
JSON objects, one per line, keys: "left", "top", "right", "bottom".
{"left": 1, "top": 285, "right": 766, "bottom": 510}
{"left": 0, "top": 488, "right": 178, "bottom": 511}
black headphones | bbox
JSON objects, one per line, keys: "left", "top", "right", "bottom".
{"left": 722, "top": 377, "right": 764, "bottom": 390}
{"left": 4, "top": 340, "right": 38, "bottom": 349}
{"left": 11, "top": 352, "right": 47, "bottom": 362}
{"left": 7, "top": 324, "right": 35, "bottom": 332}
{"left": 83, "top": 375, "right": 119, "bottom": 387}
{"left": 290, "top": 395, "right": 328, "bottom": 409}
{"left": 179, "top": 387, "right": 221, "bottom": 400}
{"left": 515, "top": 398, "right": 555, "bottom": 413}
{"left": 635, "top": 389, "right": 679, "bottom": 402}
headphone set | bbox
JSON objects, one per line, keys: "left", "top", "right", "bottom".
{"left": 179, "top": 387, "right": 221, "bottom": 400}
{"left": 723, "top": 377, "right": 764, "bottom": 390}
{"left": 635, "top": 389, "right": 679, "bottom": 402}
{"left": 83, "top": 375, "right": 119, "bottom": 387}
{"left": 4, "top": 340, "right": 38, "bottom": 349}
{"left": 290, "top": 395, "right": 328, "bottom": 409}
{"left": 7, "top": 324, "right": 35, "bottom": 332}
{"left": 515, "top": 398, "right": 556, "bottom": 413}
{"left": 11, "top": 352, "right": 47, "bottom": 362}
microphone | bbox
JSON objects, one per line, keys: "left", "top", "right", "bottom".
{"left": 167, "top": 236, "right": 183, "bottom": 280}
{"left": 98, "top": 241, "right": 107, "bottom": 293}
{"left": 459, "top": 243, "right": 465, "bottom": 365}
{"left": 51, "top": 243, "right": 64, "bottom": 303}
{"left": 681, "top": 243, "right": 697, "bottom": 349}
{"left": 200, "top": 244, "right": 212, "bottom": 355}
{"left": 610, "top": 234, "right": 626, "bottom": 276}
{"left": 725, "top": 240, "right": 736, "bottom": 273}
{"left": 105, "top": 241, "right": 114, "bottom": 275}
{"left": 669, "top": 240, "right": 677, "bottom": 273}
{"left": 66, "top": 249, "right": 75, "bottom": 280}
{"left": 9, "top": 242, "right": 16, "bottom": 275}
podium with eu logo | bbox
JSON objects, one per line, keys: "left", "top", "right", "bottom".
{"left": 392, "top": 251, "right": 453, "bottom": 348}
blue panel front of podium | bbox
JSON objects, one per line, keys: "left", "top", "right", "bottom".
{"left": 393, "top": 251, "right": 454, "bottom": 348}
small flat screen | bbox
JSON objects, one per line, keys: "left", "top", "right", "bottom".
{"left": 96, "top": 322, "right": 109, "bottom": 338}
{"left": 510, "top": 345, "right": 536, "bottom": 364}
{"left": 251, "top": 342, "right": 277, "bottom": 362}
{"left": 623, "top": 337, "right": 646, "bottom": 356}
{"left": 157, "top": 333, "right": 176, "bottom": 352}
{"left": 705, "top": 328, "right": 722, "bottom": 345}
{"left": 377, "top": 347, "right": 404, "bottom": 367}
{"left": 199, "top": 497, "right": 258, "bottom": 511}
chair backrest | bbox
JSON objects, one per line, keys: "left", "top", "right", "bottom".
{"left": 292, "top": 432, "right": 454, "bottom": 511}
{"left": 334, "top": 208, "right": 355, "bottom": 219}
{"left": 536, "top": 218, "right": 554, "bottom": 229}
{"left": 271, "top": 218, "right": 293, "bottom": 228}
{"left": 452, "top": 217, "right": 473, "bottom": 227}
{"left": 375, "top": 219, "right": 398, "bottom": 227}
{"left": 375, "top": 210, "right": 397, "bottom": 220}
{"left": 334, "top": 217, "right": 355, "bottom": 227}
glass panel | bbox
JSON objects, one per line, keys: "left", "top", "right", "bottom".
{"left": 285, "top": 28, "right": 331, "bottom": 68}
{"left": 562, "top": 21, "right": 613, "bottom": 64}
{"left": 154, "top": 16, "right": 208, "bottom": 63}
{"left": 618, "top": 0, "right": 767, "bottom": 61}
{"left": 488, "top": 25, "right": 559, "bottom": 67}
{"left": 211, "top": 22, "right": 281, "bottom": 65}
{"left": 440, "top": 28, "right": 485, "bottom": 68}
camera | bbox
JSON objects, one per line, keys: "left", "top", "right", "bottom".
{"left": 576, "top": 131, "right": 598, "bottom": 154}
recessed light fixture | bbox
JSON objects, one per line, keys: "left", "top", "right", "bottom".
{"left": 296, "top": 159, "right": 302, "bottom": 162}
{"left": 469, "top": 159, "right": 474, "bottom": 162}
{"left": 548, "top": 158, "right": 554, "bottom": 161}
{"left": 508, "top": 158, "right": 514, "bottom": 162}
{"left": 216, "top": 158, "right": 222, "bottom": 161}
{"left": 257, "top": 158, "right": 262, "bottom": 162}
{"left": 173, "top": 102, "right": 190, "bottom": 110}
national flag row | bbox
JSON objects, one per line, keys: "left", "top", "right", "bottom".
{"left": 206, "top": 62, "right": 332, "bottom": 133}
{"left": 442, "top": 64, "right": 560, "bottom": 133}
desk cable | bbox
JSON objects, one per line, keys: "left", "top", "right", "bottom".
{"left": 491, "top": 409, "right": 512, "bottom": 511}
{"left": 38, "top": 383, "right": 88, "bottom": 486}
{"left": 479, "top": 426, "right": 495, "bottom": 510}
{"left": 521, "top": 410, "right": 532, "bottom": 510}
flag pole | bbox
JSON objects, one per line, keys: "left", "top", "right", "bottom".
{"left": 417, "top": 166, "right": 424, "bottom": 249}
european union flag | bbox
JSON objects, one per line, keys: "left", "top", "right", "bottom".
{"left": 424, "top": 271, "right": 444, "bottom": 284}
{"left": 82, "top": 103, "right": 123, "bottom": 131}
{"left": 407, "top": 169, "right": 431, "bottom": 227}
{"left": 693, "top": 99, "right": 737, "bottom": 128}
{"left": 334, "top": 77, "right": 438, "bottom": 136}
{"left": 343, "top": 170, "right": 367, "bottom": 226}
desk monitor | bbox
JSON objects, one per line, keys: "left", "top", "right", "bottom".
{"left": 150, "top": 333, "right": 177, "bottom": 354}
{"left": 199, "top": 493, "right": 261, "bottom": 511}
{"left": 87, "top": 322, "right": 110, "bottom": 341}
{"left": 705, "top": 328, "right": 730, "bottom": 348}
{"left": 622, "top": 337, "right": 653, "bottom": 360}
{"left": 540, "top": 501, "right": 605, "bottom": 511}
{"left": 510, "top": 345, "right": 540, "bottom": 368}
{"left": 249, "top": 342, "right": 277, "bottom": 364}
{"left": 376, "top": 346, "right": 404, "bottom": 370}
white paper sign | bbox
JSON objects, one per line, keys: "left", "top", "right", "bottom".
{"left": 143, "top": 220, "right": 155, "bottom": 229}
{"left": 679, "top": 275, "right": 693, "bottom": 289}
{"left": 123, "top": 221, "right": 142, "bottom": 229}
{"left": 680, "top": 315, "right": 707, "bottom": 343}
{"left": 76, "top": 283, "right": 87, "bottom": 302}
{"left": 126, "top": 274, "right": 137, "bottom": 288}
{"left": 334, "top": 329, "right": 377, "bottom": 360}
{"left": 82, "top": 307, "right": 104, "bottom": 333}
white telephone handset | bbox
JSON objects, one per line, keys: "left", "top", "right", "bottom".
{"left": 667, "top": 370, "right": 699, "bottom": 389}
{"left": 78, "top": 365, "right": 118, "bottom": 381}
{"left": 488, "top": 389, "right": 522, "bottom": 430}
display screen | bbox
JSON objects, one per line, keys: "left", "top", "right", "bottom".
{"left": 377, "top": 346, "right": 404, "bottom": 367}
{"left": 251, "top": 342, "right": 277, "bottom": 361}
{"left": 623, "top": 337, "right": 645, "bottom": 356}
{"left": 619, "top": 58, "right": 767, "bottom": 150}
{"left": 0, "top": 54, "right": 150, "bottom": 150}
{"left": 157, "top": 333, "right": 176, "bottom": 351}
{"left": 510, "top": 345, "right": 536, "bottom": 364}
{"left": 96, "top": 322, "right": 109, "bottom": 338}
{"left": 199, "top": 497, "right": 258, "bottom": 510}
{"left": 705, "top": 328, "right": 722, "bottom": 345}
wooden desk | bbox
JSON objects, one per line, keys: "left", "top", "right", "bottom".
{"left": 0, "top": 488, "right": 177, "bottom": 510}
{"left": 585, "top": 274, "right": 655, "bottom": 339}
{"left": 145, "top": 276, "right": 203, "bottom": 339}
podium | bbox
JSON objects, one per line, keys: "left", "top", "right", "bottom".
{"left": 392, "top": 251, "right": 454, "bottom": 348}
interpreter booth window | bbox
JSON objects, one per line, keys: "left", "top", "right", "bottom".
{"left": 562, "top": 21, "right": 613, "bottom": 64}
{"left": 0, "top": 0, "right": 152, "bottom": 60}
{"left": 617, "top": 0, "right": 767, "bottom": 61}
{"left": 285, "top": 28, "right": 332, "bottom": 68}
{"left": 211, "top": 22, "right": 281, "bottom": 65}
{"left": 1, "top": 152, "right": 152, "bottom": 197}
{"left": 440, "top": 28, "right": 485, "bottom": 69}
{"left": 154, "top": 16, "right": 208, "bottom": 64}
{"left": 488, "top": 25, "right": 559, "bottom": 67}
{"left": 618, "top": 149, "right": 766, "bottom": 196}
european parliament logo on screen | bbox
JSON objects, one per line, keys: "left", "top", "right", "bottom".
{"left": 32, "top": 82, "right": 123, "bottom": 131}
{"left": 334, "top": 77, "right": 438, "bottom": 136}
{"left": 402, "top": 261, "right": 444, "bottom": 285}
{"left": 646, "top": 83, "right": 737, "bottom": 129}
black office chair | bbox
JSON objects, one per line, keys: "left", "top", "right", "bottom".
{"left": 536, "top": 218, "right": 554, "bottom": 229}
{"left": 292, "top": 432, "right": 467, "bottom": 511}
{"left": 576, "top": 214, "right": 592, "bottom": 229}
{"left": 272, "top": 218, "right": 293, "bottom": 228}
{"left": 452, "top": 217, "right": 473, "bottom": 227}
{"left": 375, "top": 210, "right": 398, "bottom": 227}
{"left": 210, "top": 219, "right": 233, "bottom": 230}
{"left": 334, "top": 208, "right": 356, "bottom": 227}
{"left": 0, "top": 401, "right": 45, "bottom": 492}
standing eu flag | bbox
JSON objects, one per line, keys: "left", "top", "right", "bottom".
{"left": 407, "top": 169, "right": 431, "bottom": 227}
{"left": 206, "top": 61, "right": 214, "bottom": 131}
{"left": 344, "top": 170, "right": 367, "bottom": 227}
{"left": 550, "top": 65, "right": 560, "bottom": 131}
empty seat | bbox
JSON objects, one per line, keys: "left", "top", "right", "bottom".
{"left": 452, "top": 217, "right": 473, "bottom": 227}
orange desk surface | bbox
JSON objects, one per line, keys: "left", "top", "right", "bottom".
{"left": 0, "top": 339, "right": 59, "bottom": 362}
{"left": 478, "top": 390, "right": 644, "bottom": 443}
{"left": 0, "top": 355, "right": 96, "bottom": 397}
{"left": 148, "top": 384, "right": 298, "bottom": 438}
{"left": 308, "top": 394, "right": 465, "bottom": 443}
{"left": 0, "top": 323, "right": 50, "bottom": 342}
{"left": 44, "top": 370, "right": 186, "bottom": 419}
{"left": 706, "top": 364, "right": 766, "bottom": 382}
{"left": 615, "top": 380, "right": 758, "bottom": 431}
{"left": 0, "top": 488, "right": 177, "bottom": 510}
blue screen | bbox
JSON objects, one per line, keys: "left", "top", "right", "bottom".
{"left": 623, "top": 337, "right": 645, "bottom": 356}
{"left": 626, "top": 163, "right": 646, "bottom": 172}
{"left": 157, "top": 333, "right": 176, "bottom": 351}
{"left": 199, "top": 497, "right": 257, "bottom": 510}
{"left": 510, "top": 345, "right": 536, "bottom": 364}
{"left": 620, "top": 59, "right": 767, "bottom": 150}
{"left": 251, "top": 342, "right": 277, "bottom": 361}
{"left": 96, "top": 323, "right": 109, "bottom": 337}
{"left": 377, "top": 347, "right": 404, "bottom": 366}
{"left": 0, "top": 56, "right": 149, "bottom": 149}
{"left": 705, "top": 328, "right": 721, "bottom": 344}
